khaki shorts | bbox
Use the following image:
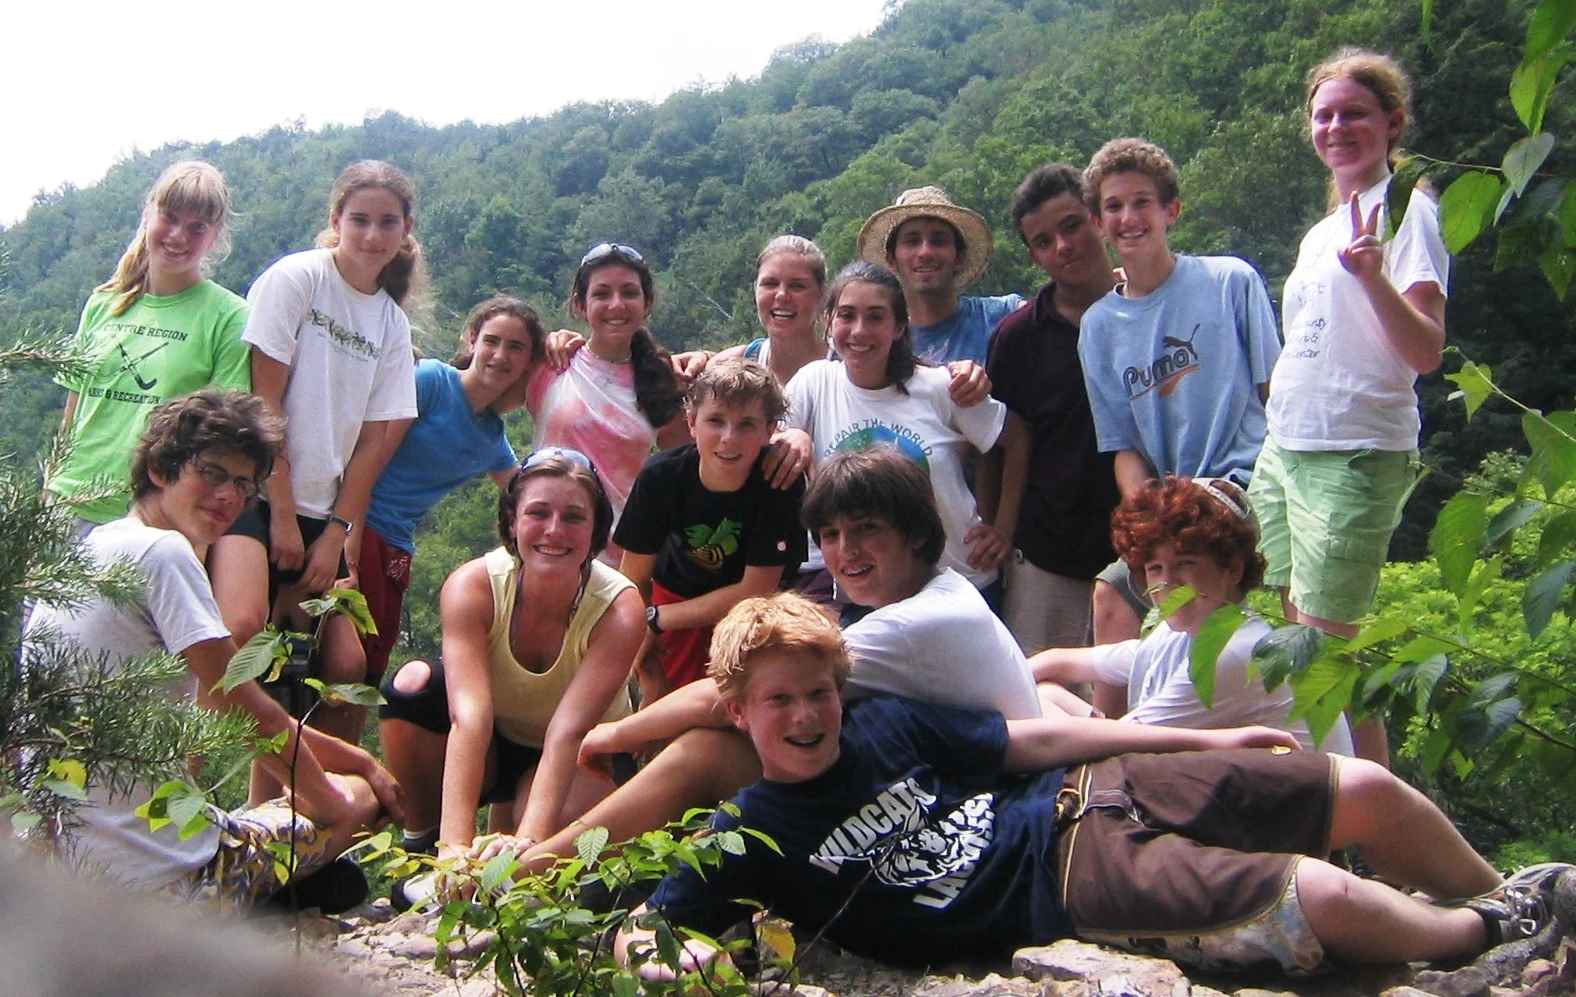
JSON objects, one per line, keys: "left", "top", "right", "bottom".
{"left": 1057, "top": 748, "right": 1337, "bottom": 975}
{"left": 1248, "top": 438, "right": 1419, "bottom": 623}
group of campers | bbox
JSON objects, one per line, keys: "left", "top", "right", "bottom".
{"left": 20, "top": 46, "right": 1570, "bottom": 980}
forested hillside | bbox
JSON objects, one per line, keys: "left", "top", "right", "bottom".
{"left": 2, "top": 0, "right": 1571, "bottom": 657}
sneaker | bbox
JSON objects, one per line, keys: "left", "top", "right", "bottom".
{"left": 400, "top": 827, "right": 440, "bottom": 856}
{"left": 1458, "top": 865, "right": 1571, "bottom": 946}
{"left": 390, "top": 871, "right": 440, "bottom": 913}
{"left": 264, "top": 857, "right": 369, "bottom": 915}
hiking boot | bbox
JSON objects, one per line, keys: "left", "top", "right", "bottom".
{"left": 1457, "top": 864, "right": 1570, "bottom": 946}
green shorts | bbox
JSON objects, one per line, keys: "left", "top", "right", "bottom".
{"left": 1248, "top": 438, "right": 1419, "bottom": 624}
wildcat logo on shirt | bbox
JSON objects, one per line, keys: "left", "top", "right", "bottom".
{"left": 308, "top": 310, "right": 380, "bottom": 359}
{"left": 808, "top": 777, "right": 995, "bottom": 910}
{"left": 1122, "top": 324, "right": 1202, "bottom": 400}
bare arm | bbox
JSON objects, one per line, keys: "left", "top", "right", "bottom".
{"left": 252, "top": 350, "right": 296, "bottom": 514}
{"left": 435, "top": 561, "right": 500, "bottom": 850}
{"left": 58, "top": 390, "right": 80, "bottom": 434}
{"left": 989, "top": 410, "right": 1029, "bottom": 544}
{"left": 330, "top": 420, "right": 398, "bottom": 566}
{"left": 1027, "top": 645, "right": 1110, "bottom": 686}
{"left": 616, "top": 903, "right": 725, "bottom": 979}
{"left": 489, "top": 468, "right": 516, "bottom": 489}
{"left": 517, "top": 587, "right": 646, "bottom": 842}
{"left": 577, "top": 677, "right": 730, "bottom": 771}
{"left": 648, "top": 565, "right": 789, "bottom": 632}
{"left": 1113, "top": 450, "right": 1153, "bottom": 502}
{"left": 1002, "top": 714, "right": 1299, "bottom": 772}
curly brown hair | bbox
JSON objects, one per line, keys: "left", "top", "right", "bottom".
{"left": 130, "top": 390, "right": 282, "bottom": 500}
{"left": 1109, "top": 476, "right": 1264, "bottom": 592}
{"left": 1083, "top": 137, "right": 1180, "bottom": 212}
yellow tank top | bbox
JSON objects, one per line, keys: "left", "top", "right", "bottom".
{"left": 484, "top": 547, "right": 634, "bottom": 746}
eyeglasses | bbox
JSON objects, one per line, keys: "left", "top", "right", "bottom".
{"left": 191, "top": 458, "right": 261, "bottom": 501}
{"left": 579, "top": 242, "right": 644, "bottom": 267}
{"left": 521, "top": 447, "right": 594, "bottom": 473}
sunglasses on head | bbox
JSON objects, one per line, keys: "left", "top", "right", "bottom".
{"left": 1192, "top": 477, "right": 1250, "bottom": 521}
{"left": 521, "top": 446, "right": 595, "bottom": 473}
{"left": 580, "top": 242, "right": 644, "bottom": 267}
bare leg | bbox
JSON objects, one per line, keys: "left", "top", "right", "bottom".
{"left": 207, "top": 535, "right": 271, "bottom": 648}
{"left": 309, "top": 611, "right": 369, "bottom": 744}
{"left": 521, "top": 727, "right": 760, "bottom": 871}
{"left": 1296, "top": 858, "right": 1487, "bottom": 962}
{"left": 1037, "top": 681, "right": 1096, "bottom": 717}
{"left": 1328, "top": 755, "right": 1499, "bottom": 899}
{"left": 1091, "top": 580, "right": 1141, "bottom": 646}
{"left": 508, "top": 765, "right": 617, "bottom": 837}
{"left": 379, "top": 662, "right": 447, "bottom": 834}
{"left": 1284, "top": 599, "right": 1388, "bottom": 767}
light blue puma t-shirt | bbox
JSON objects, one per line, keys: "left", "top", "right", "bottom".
{"left": 1077, "top": 254, "right": 1280, "bottom": 483}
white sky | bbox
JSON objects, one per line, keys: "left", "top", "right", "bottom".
{"left": 0, "top": 0, "right": 891, "bottom": 226}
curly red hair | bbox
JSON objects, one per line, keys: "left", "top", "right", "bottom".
{"left": 1110, "top": 477, "right": 1265, "bottom": 593}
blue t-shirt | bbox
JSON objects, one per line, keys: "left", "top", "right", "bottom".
{"left": 648, "top": 696, "right": 1070, "bottom": 965}
{"left": 1077, "top": 255, "right": 1280, "bottom": 483}
{"left": 365, "top": 359, "right": 518, "bottom": 552}
{"left": 911, "top": 294, "right": 1026, "bottom": 366}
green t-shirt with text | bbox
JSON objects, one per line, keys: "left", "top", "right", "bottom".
{"left": 50, "top": 281, "right": 251, "bottom": 523}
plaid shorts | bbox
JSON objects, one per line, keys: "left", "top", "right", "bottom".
{"left": 176, "top": 798, "right": 334, "bottom": 910}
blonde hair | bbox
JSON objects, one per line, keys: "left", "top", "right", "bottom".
{"left": 756, "top": 235, "right": 828, "bottom": 288}
{"left": 708, "top": 593, "right": 852, "bottom": 699}
{"left": 96, "top": 161, "right": 232, "bottom": 317}
{"left": 1306, "top": 48, "right": 1415, "bottom": 209}
{"left": 314, "top": 160, "right": 428, "bottom": 307}
{"left": 1083, "top": 138, "right": 1180, "bottom": 212}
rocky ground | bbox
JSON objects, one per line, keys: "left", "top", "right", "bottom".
{"left": 264, "top": 871, "right": 1576, "bottom": 997}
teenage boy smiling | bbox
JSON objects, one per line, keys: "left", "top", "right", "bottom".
{"left": 1076, "top": 138, "right": 1280, "bottom": 646}
{"left": 613, "top": 359, "right": 807, "bottom": 702}
{"left": 618, "top": 591, "right": 1563, "bottom": 979}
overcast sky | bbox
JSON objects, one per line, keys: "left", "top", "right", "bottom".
{"left": 1, "top": 0, "right": 891, "bottom": 226}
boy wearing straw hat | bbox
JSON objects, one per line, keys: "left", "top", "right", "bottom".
{"left": 856, "top": 186, "right": 1025, "bottom": 367}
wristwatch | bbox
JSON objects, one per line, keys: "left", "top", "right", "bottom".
{"left": 326, "top": 513, "right": 355, "bottom": 535}
{"left": 645, "top": 605, "right": 662, "bottom": 634}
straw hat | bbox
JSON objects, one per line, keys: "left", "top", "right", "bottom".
{"left": 856, "top": 185, "right": 994, "bottom": 290}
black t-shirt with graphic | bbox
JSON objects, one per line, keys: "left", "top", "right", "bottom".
{"left": 613, "top": 444, "right": 807, "bottom": 598}
{"left": 647, "top": 696, "right": 1071, "bottom": 966}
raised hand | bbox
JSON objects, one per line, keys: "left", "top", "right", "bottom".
{"left": 1336, "top": 191, "right": 1385, "bottom": 283}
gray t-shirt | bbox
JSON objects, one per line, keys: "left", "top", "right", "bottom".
{"left": 23, "top": 517, "right": 228, "bottom": 888}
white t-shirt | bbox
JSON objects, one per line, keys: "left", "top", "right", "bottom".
{"left": 243, "top": 248, "right": 418, "bottom": 517}
{"left": 1269, "top": 176, "right": 1449, "bottom": 451}
{"left": 785, "top": 360, "right": 1007, "bottom": 588}
{"left": 22, "top": 518, "right": 229, "bottom": 888}
{"left": 843, "top": 568, "right": 1041, "bottom": 720}
{"left": 1090, "top": 615, "right": 1354, "bottom": 753}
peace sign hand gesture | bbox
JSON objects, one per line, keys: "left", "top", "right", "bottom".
{"left": 1336, "top": 191, "right": 1385, "bottom": 284}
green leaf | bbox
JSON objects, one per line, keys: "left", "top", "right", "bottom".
{"left": 1252, "top": 624, "right": 1325, "bottom": 690}
{"left": 1155, "top": 584, "right": 1197, "bottom": 622}
{"left": 716, "top": 830, "right": 746, "bottom": 856}
{"left": 1439, "top": 172, "right": 1504, "bottom": 253}
{"left": 1525, "top": 0, "right": 1576, "bottom": 61}
{"left": 1444, "top": 361, "right": 1495, "bottom": 422}
{"left": 220, "top": 628, "right": 289, "bottom": 693}
{"left": 1522, "top": 410, "right": 1576, "bottom": 497}
{"left": 1345, "top": 616, "right": 1411, "bottom": 654}
{"left": 255, "top": 730, "right": 288, "bottom": 756}
{"left": 313, "top": 682, "right": 386, "bottom": 707}
{"left": 1421, "top": 725, "right": 1453, "bottom": 773}
{"left": 46, "top": 758, "right": 87, "bottom": 789}
{"left": 1428, "top": 491, "right": 1490, "bottom": 595}
{"left": 480, "top": 852, "right": 517, "bottom": 892}
{"left": 611, "top": 976, "right": 639, "bottom": 997}
{"left": 1539, "top": 244, "right": 1575, "bottom": 299}
{"left": 297, "top": 596, "right": 337, "bottom": 618}
{"left": 1457, "top": 556, "right": 1503, "bottom": 634}
{"left": 42, "top": 779, "right": 86, "bottom": 801}
{"left": 1524, "top": 558, "right": 1575, "bottom": 637}
{"left": 1457, "top": 696, "right": 1523, "bottom": 750}
{"left": 655, "top": 922, "right": 683, "bottom": 971}
{"left": 1288, "top": 657, "right": 1359, "bottom": 749}
{"left": 740, "top": 826, "right": 784, "bottom": 856}
{"left": 1486, "top": 499, "right": 1543, "bottom": 548}
{"left": 1187, "top": 603, "right": 1247, "bottom": 709}
{"left": 1537, "top": 511, "right": 1576, "bottom": 565}
{"left": 1503, "top": 133, "right": 1557, "bottom": 198}
{"left": 12, "top": 812, "right": 41, "bottom": 834}
{"left": 1561, "top": 183, "right": 1576, "bottom": 247}
{"left": 1413, "top": 653, "right": 1449, "bottom": 713}
{"left": 575, "top": 824, "right": 610, "bottom": 865}
{"left": 1510, "top": 49, "right": 1569, "bottom": 134}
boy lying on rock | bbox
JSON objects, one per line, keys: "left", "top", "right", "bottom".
{"left": 617, "top": 591, "right": 1566, "bottom": 979}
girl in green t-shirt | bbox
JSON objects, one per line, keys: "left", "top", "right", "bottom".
{"left": 48, "top": 160, "right": 251, "bottom": 528}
